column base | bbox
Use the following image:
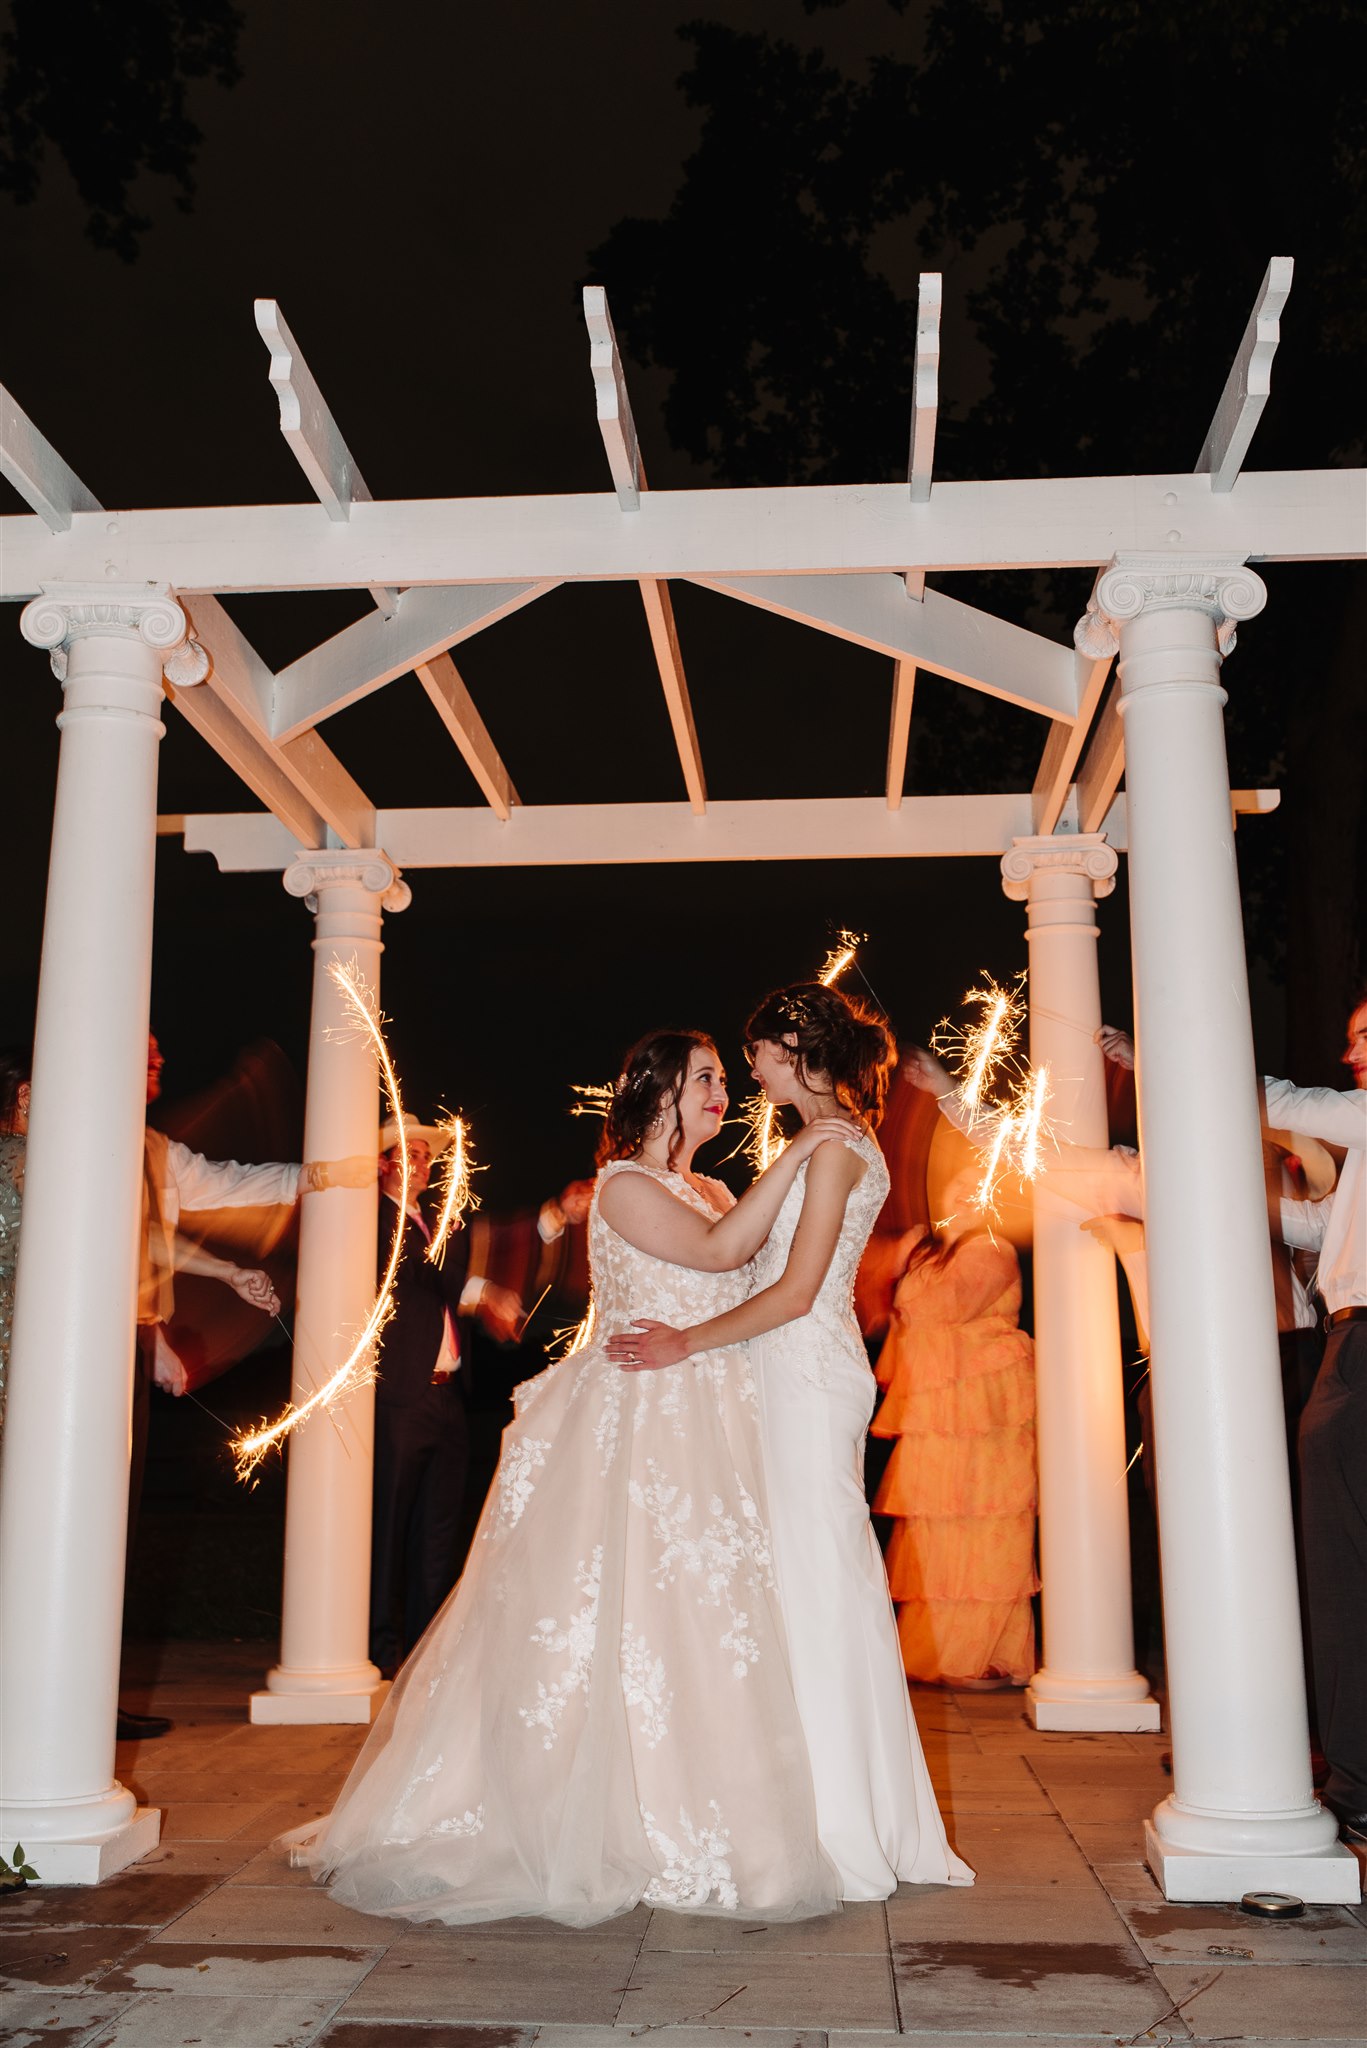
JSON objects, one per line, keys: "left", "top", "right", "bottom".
{"left": 0, "top": 1805, "right": 161, "bottom": 1886}
{"left": 251, "top": 1676, "right": 389, "bottom": 1726}
{"left": 1145, "top": 1814, "right": 1360, "bottom": 1904}
{"left": 1027, "top": 1671, "right": 1161, "bottom": 1731}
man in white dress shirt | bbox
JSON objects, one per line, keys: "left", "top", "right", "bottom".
{"left": 1264, "top": 996, "right": 1367, "bottom": 1847}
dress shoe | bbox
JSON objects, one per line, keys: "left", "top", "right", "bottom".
{"left": 1338, "top": 1811, "right": 1367, "bottom": 1847}
{"left": 116, "top": 1708, "right": 172, "bottom": 1740}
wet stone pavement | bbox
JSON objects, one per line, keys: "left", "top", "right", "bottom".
{"left": 1, "top": 1642, "right": 1362, "bottom": 2048}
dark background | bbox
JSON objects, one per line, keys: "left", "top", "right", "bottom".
{"left": 1, "top": 0, "right": 1359, "bottom": 1640}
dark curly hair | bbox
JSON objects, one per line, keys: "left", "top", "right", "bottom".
{"left": 596, "top": 1029, "right": 719, "bottom": 1171}
{"left": 744, "top": 982, "right": 896, "bottom": 1127}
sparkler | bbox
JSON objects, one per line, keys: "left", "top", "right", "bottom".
{"left": 931, "top": 974, "right": 1027, "bottom": 1121}
{"left": 230, "top": 958, "right": 407, "bottom": 1483}
{"left": 568, "top": 1082, "right": 615, "bottom": 1119}
{"left": 934, "top": 974, "right": 1055, "bottom": 1217}
{"left": 426, "top": 1112, "right": 480, "bottom": 1267}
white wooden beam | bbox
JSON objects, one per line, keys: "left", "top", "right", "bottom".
{"left": 254, "top": 297, "right": 398, "bottom": 616}
{"left": 0, "top": 384, "right": 103, "bottom": 532}
{"left": 638, "top": 577, "right": 706, "bottom": 813}
{"left": 908, "top": 273, "right": 941, "bottom": 504}
{"left": 886, "top": 661, "right": 916, "bottom": 810}
{"left": 1195, "top": 258, "right": 1294, "bottom": 493}
{"left": 2, "top": 468, "right": 1361, "bottom": 599}
{"left": 178, "top": 593, "right": 376, "bottom": 846}
{"left": 414, "top": 651, "right": 519, "bottom": 820}
{"left": 271, "top": 579, "right": 559, "bottom": 740}
{"left": 1031, "top": 646, "right": 1115, "bottom": 833}
{"left": 1076, "top": 674, "right": 1125, "bottom": 832}
{"left": 583, "top": 286, "right": 641, "bottom": 511}
{"left": 184, "top": 792, "right": 1059, "bottom": 873}
{"left": 695, "top": 571, "right": 1078, "bottom": 722}
{"left": 582, "top": 287, "right": 707, "bottom": 811}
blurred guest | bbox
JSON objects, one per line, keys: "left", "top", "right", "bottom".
{"left": 369, "top": 1114, "right": 527, "bottom": 1679}
{"left": 124, "top": 1035, "right": 367, "bottom": 1738}
{"left": 871, "top": 1173, "right": 1037, "bottom": 1687}
{"left": 1265, "top": 995, "right": 1367, "bottom": 1849}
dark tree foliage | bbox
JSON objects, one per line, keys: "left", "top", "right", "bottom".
{"left": 0, "top": 0, "right": 243, "bottom": 260}
{"left": 591, "top": 0, "right": 1366, "bottom": 1076}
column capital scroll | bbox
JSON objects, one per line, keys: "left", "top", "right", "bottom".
{"left": 1074, "top": 555, "right": 1268, "bottom": 662}
{"left": 19, "top": 582, "right": 203, "bottom": 684}
{"left": 283, "top": 848, "right": 411, "bottom": 915}
{"left": 1000, "top": 833, "right": 1118, "bottom": 902}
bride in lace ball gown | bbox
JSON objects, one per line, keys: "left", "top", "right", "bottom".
{"left": 300, "top": 1029, "right": 853, "bottom": 1927}
{"left": 609, "top": 985, "right": 972, "bottom": 1899}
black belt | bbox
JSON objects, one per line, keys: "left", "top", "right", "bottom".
{"left": 1324, "top": 1306, "right": 1367, "bottom": 1332}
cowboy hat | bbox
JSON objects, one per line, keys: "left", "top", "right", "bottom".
{"left": 378, "top": 1112, "right": 457, "bottom": 1158}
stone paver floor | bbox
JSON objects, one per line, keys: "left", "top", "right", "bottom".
{"left": 2, "top": 1642, "right": 1362, "bottom": 2047}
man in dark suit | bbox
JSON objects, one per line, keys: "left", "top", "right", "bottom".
{"left": 369, "top": 1114, "right": 524, "bottom": 1678}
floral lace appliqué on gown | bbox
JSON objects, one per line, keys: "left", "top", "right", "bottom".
{"left": 301, "top": 1160, "right": 835, "bottom": 1927}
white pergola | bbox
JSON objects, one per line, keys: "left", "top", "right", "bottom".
{"left": 0, "top": 259, "right": 1360, "bottom": 1903}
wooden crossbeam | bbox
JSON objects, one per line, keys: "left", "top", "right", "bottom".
{"left": 167, "top": 682, "right": 327, "bottom": 847}
{"left": 179, "top": 593, "right": 375, "bottom": 847}
{"left": 1195, "top": 257, "right": 1294, "bottom": 493}
{"left": 1031, "top": 646, "right": 1115, "bottom": 833}
{"left": 583, "top": 285, "right": 707, "bottom": 813}
{"left": 908, "top": 273, "right": 941, "bottom": 504}
{"left": 271, "top": 580, "right": 559, "bottom": 741}
{"left": 695, "top": 572, "right": 1078, "bottom": 723}
{"left": 254, "top": 298, "right": 398, "bottom": 616}
{"left": 3, "top": 468, "right": 1362, "bottom": 596}
{"left": 0, "top": 384, "right": 103, "bottom": 532}
{"left": 886, "top": 661, "right": 916, "bottom": 810}
{"left": 1076, "top": 673, "right": 1125, "bottom": 832}
{"left": 415, "top": 652, "right": 519, "bottom": 820}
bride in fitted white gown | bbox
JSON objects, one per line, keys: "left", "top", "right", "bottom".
{"left": 610, "top": 985, "right": 972, "bottom": 1898}
{"left": 300, "top": 1031, "right": 845, "bottom": 1927}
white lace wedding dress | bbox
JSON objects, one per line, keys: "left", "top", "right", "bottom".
{"left": 750, "top": 1127, "right": 974, "bottom": 1896}
{"left": 300, "top": 1160, "right": 838, "bottom": 1926}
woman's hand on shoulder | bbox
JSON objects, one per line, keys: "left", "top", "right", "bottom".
{"left": 604, "top": 1319, "right": 687, "bottom": 1371}
{"left": 788, "top": 1116, "right": 863, "bottom": 1160}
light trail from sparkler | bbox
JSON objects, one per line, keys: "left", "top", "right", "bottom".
{"left": 933, "top": 973, "right": 1057, "bottom": 1218}
{"left": 426, "top": 1112, "right": 480, "bottom": 1267}
{"left": 568, "top": 1082, "right": 615, "bottom": 1119}
{"left": 230, "top": 958, "right": 405, "bottom": 1483}
{"left": 932, "top": 974, "right": 1026, "bottom": 1121}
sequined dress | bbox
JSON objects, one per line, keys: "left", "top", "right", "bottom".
{"left": 750, "top": 1128, "right": 973, "bottom": 1896}
{"left": 303, "top": 1160, "right": 837, "bottom": 1926}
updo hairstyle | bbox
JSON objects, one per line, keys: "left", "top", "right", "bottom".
{"left": 744, "top": 982, "right": 896, "bottom": 1127}
{"left": 596, "top": 1028, "right": 719, "bottom": 1171}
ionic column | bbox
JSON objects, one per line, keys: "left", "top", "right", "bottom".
{"left": 1001, "top": 836, "right": 1159, "bottom": 1732}
{"left": 0, "top": 587, "right": 207, "bottom": 1882}
{"left": 251, "top": 850, "right": 410, "bottom": 1724}
{"left": 1078, "top": 557, "right": 1353, "bottom": 1901}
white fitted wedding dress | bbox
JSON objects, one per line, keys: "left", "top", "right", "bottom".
{"left": 301, "top": 1160, "right": 838, "bottom": 1926}
{"left": 750, "top": 1127, "right": 973, "bottom": 1896}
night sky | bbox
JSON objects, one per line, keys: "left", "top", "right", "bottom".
{"left": 0, "top": 0, "right": 1319, "bottom": 1207}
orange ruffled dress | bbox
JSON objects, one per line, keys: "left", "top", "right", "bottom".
{"left": 872, "top": 1234, "right": 1038, "bottom": 1685}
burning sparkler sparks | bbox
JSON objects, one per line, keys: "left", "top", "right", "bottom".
{"left": 933, "top": 974, "right": 1054, "bottom": 1217}
{"left": 426, "top": 1112, "right": 480, "bottom": 1267}
{"left": 230, "top": 959, "right": 407, "bottom": 1483}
